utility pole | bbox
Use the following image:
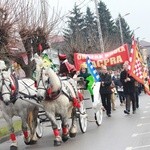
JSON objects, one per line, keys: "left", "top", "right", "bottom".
{"left": 118, "top": 13, "right": 130, "bottom": 46}
{"left": 94, "top": 0, "right": 104, "bottom": 53}
{"left": 118, "top": 15, "right": 124, "bottom": 45}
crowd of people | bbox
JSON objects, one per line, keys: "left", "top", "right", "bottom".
{"left": 76, "top": 61, "right": 143, "bottom": 117}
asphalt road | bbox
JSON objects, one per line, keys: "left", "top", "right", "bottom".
{"left": 1, "top": 92, "right": 150, "bottom": 150}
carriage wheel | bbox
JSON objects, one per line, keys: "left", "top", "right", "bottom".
{"left": 36, "top": 118, "right": 43, "bottom": 138}
{"left": 94, "top": 105, "right": 103, "bottom": 126}
{"left": 79, "top": 101, "right": 88, "bottom": 133}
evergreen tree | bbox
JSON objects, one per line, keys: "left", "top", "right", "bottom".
{"left": 97, "top": 1, "right": 116, "bottom": 39}
{"left": 63, "top": 3, "right": 87, "bottom": 62}
{"left": 97, "top": 1, "right": 119, "bottom": 51}
{"left": 64, "top": 3, "right": 85, "bottom": 45}
{"left": 115, "top": 14, "right": 133, "bottom": 46}
{"left": 63, "top": 1, "right": 133, "bottom": 57}
{"left": 84, "top": 7, "right": 98, "bottom": 51}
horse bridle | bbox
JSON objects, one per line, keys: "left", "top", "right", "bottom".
{"left": 36, "top": 68, "right": 52, "bottom": 96}
{"left": 0, "top": 73, "right": 13, "bottom": 97}
{"left": 36, "top": 68, "right": 61, "bottom": 100}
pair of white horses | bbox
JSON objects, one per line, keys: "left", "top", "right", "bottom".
{"left": 0, "top": 55, "right": 81, "bottom": 149}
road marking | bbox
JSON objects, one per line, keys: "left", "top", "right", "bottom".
{"left": 132, "top": 132, "right": 150, "bottom": 137}
{"left": 137, "top": 122, "right": 150, "bottom": 127}
{"left": 140, "top": 116, "right": 150, "bottom": 119}
{"left": 143, "top": 110, "right": 148, "bottom": 114}
{"left": 126, "top": 145, "right": 150, "bottom": 150}
{"left": 125, "top": 147, "right": 132, "bottom": 150}
{"left": 145, "top": 106, "right": 150, "bottom": 108}
{"left": 137, "top": 123, "right": 142, "bottom": 127}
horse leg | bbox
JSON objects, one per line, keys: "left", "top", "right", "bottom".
{"left": 46, "top": 112, "right": 62, "bottom": 146}
{"left": 61, "top": 115, "right": 69, "bottom": 142}
{"left": 3, "top": 114, "right": 18, "bottom": 150}
{"left": 30, "top": 106, "right": 39, "bottom": 143}
{"left": 69, "top": 107, "right": 78, "bottom": 138}
{"left": 21, "top": 113, "right": 31, "bottom": 145}
{"left": 25, "top": 107, "right": 38, "bottom": 145}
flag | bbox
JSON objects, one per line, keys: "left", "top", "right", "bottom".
{"left": 42, "top": 53, "right": 51, "bottom": 67}
{"left": 128, "top": 37, "right": 150, "bottom": 95}
{"left": 42, "top": 54, "right": 57, "bottom": 72}
{"left": 86, "top": 57, "right": 101, "bottom": 82}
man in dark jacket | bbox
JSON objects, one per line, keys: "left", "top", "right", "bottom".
{"left": 120, "top": 61, "right": 136, "bottom": 114}
{"left": 99, "top": 65, "right": 112, "bottom": 117}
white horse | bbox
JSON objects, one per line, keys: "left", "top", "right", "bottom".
{"left": 34, "top": 55, "right": 81, "bottom": 146}
{"left": 0, "top": 61, "right": 39, "bottom": 150}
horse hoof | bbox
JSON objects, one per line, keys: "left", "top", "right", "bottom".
{"left": 54, "top": 140, "right": 61, "bottom": 146}
{"left": 10, "top": 145, "right": 18, "bottom": 150}
{"left": 69, "top": 132, "right": 77, "bottom": 138}
{"left": 62, "top": 134, "right": 69, "bottom": 142}
{"left": 24, "top": 140, "right": 37, "bottom": 145}
{"left": 29, "top": 140, "right": 37, "bottom": 145}
{"left": 24, "top": 141, "right": 31, "bottom": 145}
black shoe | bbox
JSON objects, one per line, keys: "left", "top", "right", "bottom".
{"left": 124, "top": 110, "right": 130, "bottom": 114}
{"left": 133, "top": 111, "right": 136, "bottom": 114}
{"left": 107, "top": 114, "right": 111, "bottom": 117}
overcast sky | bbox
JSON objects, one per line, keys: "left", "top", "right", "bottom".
{"left": 48, "top": 0, "right": 150, "bottom": 42}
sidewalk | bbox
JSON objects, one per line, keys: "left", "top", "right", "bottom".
{"left": 0, "top": 112, "right": 21, "bottom": 143}
{"left": 0, "top": 110, "right": 2, "bottom": 118}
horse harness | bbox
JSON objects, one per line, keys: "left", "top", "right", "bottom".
{"left": 0, "top": 73, "right": 18, "bottom": 105}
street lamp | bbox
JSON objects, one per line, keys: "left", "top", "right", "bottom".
{"left": 133, "top": 27, "right": 140, "bottom": 36}
{"left": 118, "top": 13, "right": 130, "bottom": 45}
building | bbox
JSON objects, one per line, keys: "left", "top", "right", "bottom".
{"left": 139, "top": 40, "right": 150, "bottom": 68}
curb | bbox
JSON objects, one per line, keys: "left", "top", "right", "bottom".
{"left": 0, "top": 131, "right": 22, "bottom": 144}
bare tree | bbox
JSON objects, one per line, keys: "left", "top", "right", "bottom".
{"left": 16, "top": 0, "right": 60, "bottom": 77}
{"left": 0, "top": 0, "right": 60, "bottom": 77}
{"left": 0, "top": 0, "right": 20, "bottom": 62}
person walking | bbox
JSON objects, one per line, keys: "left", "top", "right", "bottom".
{"left": 114, "top": 74, "right": 126, "bottom": 106}
{"left": 99, "top": 65, "right": 112, "bottom": 117}
{"left": 120, "top": 61, "right": 136, "bottom": 114}
{"left": 135, "top": 81, "right": 140, "bottom": 108}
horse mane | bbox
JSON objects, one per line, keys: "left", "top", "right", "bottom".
{"left": 46, "top": 67, "right": 62, "bottom": 91}
{"left": 0, "top": 60, "right": 7, "bottom": 70}
{"left": 2, "top": 70, "right": 10, "bottom": 79}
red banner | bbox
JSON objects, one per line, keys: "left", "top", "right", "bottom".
{"left": 74, "top": 44, "right": 129, "bottom": 70}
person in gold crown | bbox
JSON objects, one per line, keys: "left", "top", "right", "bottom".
{"left": 78, "top": 63, "right": 90, "bottom": 79}
{"left": 78, "top": 63, "right": 95, "bottom": 101}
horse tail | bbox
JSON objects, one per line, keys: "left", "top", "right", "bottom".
{"left": 27, "top": 106, "right": 39, "bottom": 141}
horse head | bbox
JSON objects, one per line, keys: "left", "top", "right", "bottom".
{"left": 35, "top": 64, "right": 61, "bottom": 101}
{"left": 0, "top": 69, "right": 16, "bottom": 105}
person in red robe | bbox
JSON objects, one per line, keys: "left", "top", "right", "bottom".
{"left": 58, "top": 54, "right": 76, "bottom": 77}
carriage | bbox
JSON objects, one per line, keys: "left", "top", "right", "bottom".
{"left": 36, "top": 76, "right": 103, "bottom": 136}
{"left": 0, "top": 56, "right": 103, "bottom": 149}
